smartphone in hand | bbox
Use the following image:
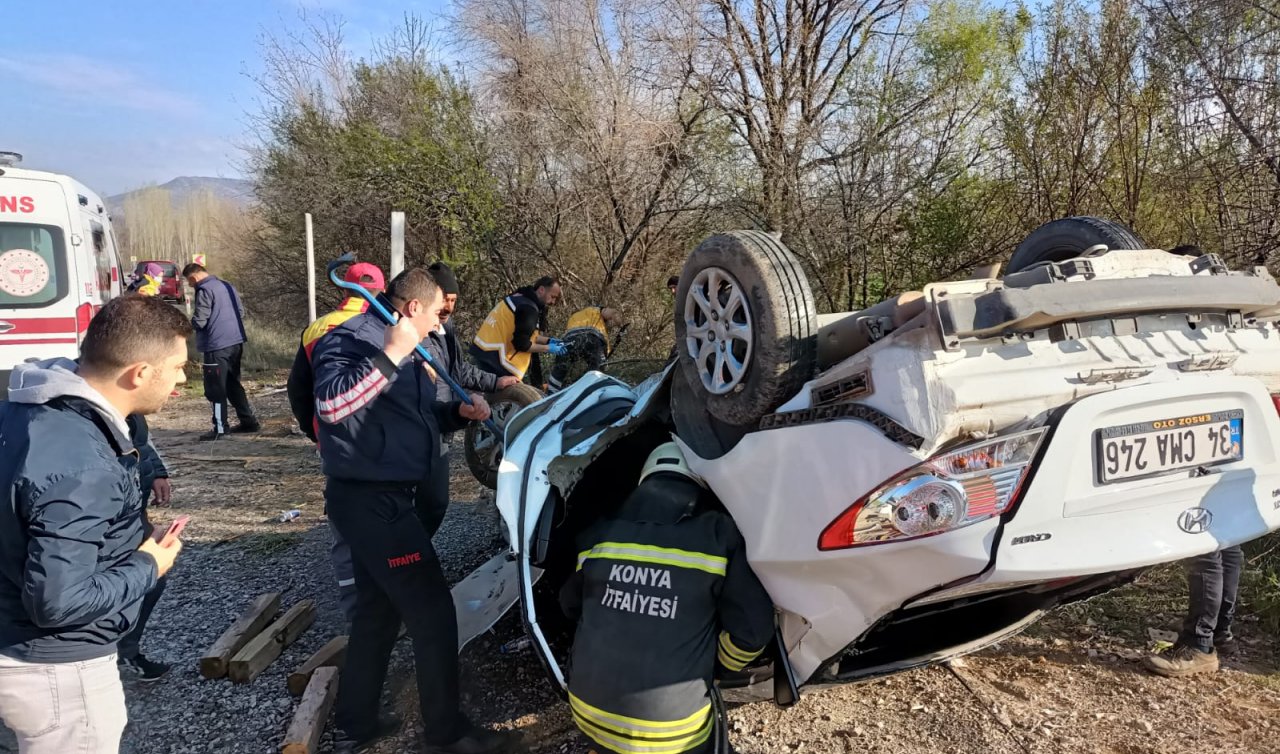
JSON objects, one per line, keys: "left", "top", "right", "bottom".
{"left": 157, "top": 515, "right": 190, "bottom": 547}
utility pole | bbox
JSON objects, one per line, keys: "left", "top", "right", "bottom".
{"left": 390, "top": 211, "right": 405, "bottom": 278}
{"left": 305, "top": 213, "right": 316, "bottom": 322}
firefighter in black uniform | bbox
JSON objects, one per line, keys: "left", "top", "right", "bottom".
{"left": 560, "top": 442, "right": 775, "bottom": 754}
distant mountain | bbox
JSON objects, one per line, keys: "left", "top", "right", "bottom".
{"left": 107, "top": 176, "right": 255, "bottom": 212}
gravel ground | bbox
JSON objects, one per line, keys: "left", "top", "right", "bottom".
{"left": 3, "top": 378, "right": 1279, "bottom": 754}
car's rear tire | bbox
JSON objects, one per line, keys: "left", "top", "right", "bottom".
{"left": 1006, "top": 216, "right": 1148, "bottom": 274}
{"left": 674, "top": 231, "right": 818, "bottom": 427}
{"left": 464, "top": 382, "right": 544, "bottom": 490}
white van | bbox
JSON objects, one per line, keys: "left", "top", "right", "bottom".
{"left": 0, "top": 155, "right": 124, "bottom": 391}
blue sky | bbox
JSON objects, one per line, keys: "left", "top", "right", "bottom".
{"left": 0, "top": 0, "right": 450, "bottom": 196}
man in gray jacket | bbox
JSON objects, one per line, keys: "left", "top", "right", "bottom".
{"left": 184, "top": 263, "right": 258, "bottom": 440}
{"left": 423, "top": 262, "right": 519, "bottom": 534}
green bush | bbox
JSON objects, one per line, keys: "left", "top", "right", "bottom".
{"left": 1243, "top": 532, "right": 1280, "bottom": 634}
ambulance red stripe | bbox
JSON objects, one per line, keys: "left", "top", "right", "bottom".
{"left": 0, "top": 317, "right": 77, "bottom": 334}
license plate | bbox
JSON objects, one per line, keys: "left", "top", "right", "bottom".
{"left": 1096, "top": 410, "right": 1244, "bottom": 484}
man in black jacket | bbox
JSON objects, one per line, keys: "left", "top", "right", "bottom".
{"left": 312, "top": 269, "right": 515, "bottom": 754}
{"left": 118, "top": 413, "right": 175, "bottom": 682}
{"left": 0, "top": 296, "right": 188, "bottom": 754}
{"left": 423, "top": 262, "right": 519, "bottom": 534}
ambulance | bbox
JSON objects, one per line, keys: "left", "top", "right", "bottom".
{"left": 0, "top": 153, "right": 124, "bottom": 392}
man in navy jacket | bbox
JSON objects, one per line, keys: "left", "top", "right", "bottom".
{"left": 184, "top": 263, "right": 258, "bottom": 440}
{"left": 312, "top": 268, "right": 515, "bottom": 754}
{"left": 0, "top": 296, "right": 188, "bottom": 753}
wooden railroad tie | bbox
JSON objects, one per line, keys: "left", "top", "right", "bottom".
{"left": 287, "top": 636, "right": 348, "bottom": 696}
{"left": 228, "top": 599, "right": 317, "bottom": 684}
{"left": 280, "top": 666, "right": 339, "bottom": 754}
{"left": 199, "top": 592, "right": 282, "bottom": 680}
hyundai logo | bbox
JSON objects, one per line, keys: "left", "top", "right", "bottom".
{"left": 1177, "top": 507, "right": 1213, "bottom": 534}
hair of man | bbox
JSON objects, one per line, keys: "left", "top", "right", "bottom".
{"left": 386, "top": 268, "right": 442, "bottom": 309}
{"left": 79, "top": 295, "right": 194, "bottom": 375}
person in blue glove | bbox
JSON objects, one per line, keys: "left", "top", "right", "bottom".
{"left": 470, "top": 275, "right": 564, "bottom": 389}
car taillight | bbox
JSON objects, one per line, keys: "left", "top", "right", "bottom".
{"left": 818, "top": 428, "right": 1047, "bottom": 551}
{"left": 1273, "top": 394, "right": 1280, "bottom": 417}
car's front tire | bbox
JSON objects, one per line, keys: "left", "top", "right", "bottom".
{"left": 464, "top": 382, "right": 544, "bottom": 489}
{"left": 674, "top": 231, "right": 818, "bottom": 428}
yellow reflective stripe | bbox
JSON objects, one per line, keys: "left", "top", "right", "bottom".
{"left": 717, "top": 649, "right": 747, "bottom": 671}
{"left": 571, "top": 700, "right": 713, "bottom": 754}
{"left": 717, "top": 632, "right": 762, "bottom": 671}
{"left": 576, "top": 542, "right": 727, "bottom": 576}
{"left": 717, "top": 632, "right": 759, "bottom": 663}
{"left": 575, "top": 713, "right": 713, "bottom": 754}
{"left": 569, "top": 693, "right": 710, "bottom": 736}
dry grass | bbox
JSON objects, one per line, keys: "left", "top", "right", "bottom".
{"left": 243, "top": 318, "right": 301, "bottom": 372}
{"left": 238, "top": 530, "right": 305, "bottom": 557}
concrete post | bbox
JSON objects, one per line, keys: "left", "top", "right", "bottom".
{"left": 305, "top": 213, "right": 316, "bottom": 323}
{"left": 390, "top": 211, "right": 405, "bottom": 278}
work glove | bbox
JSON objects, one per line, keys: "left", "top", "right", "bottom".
{"left": 548, "top": 339, "right": 570, "bottom": 357}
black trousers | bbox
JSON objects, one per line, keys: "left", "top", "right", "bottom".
{"left": 582, "top": 736, "right": 716, "bottom": 754}
{"left": 122, "top": 486, "right": 165, "bottom": 660}
{"left": 1180, "top": 545, "right": 1243, "bottom": 652}
{"left": 414, "top": 444, "right": 451, "bottom": 539}
{"left": 202, "top": 344, "right": 255, "bottom": 433}
{"left": 325, "top": 477, "right": 464, "bottom": 745}
{"left": 549, "top": 331, "right": 608, "bottom": 392}
{"left": 118, "top": 576, "right": 166, "bottom": 660}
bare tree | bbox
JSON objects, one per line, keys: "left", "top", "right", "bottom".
{"left": 670, "top": 0, "right": 912, "bottom": 236}
{"left": 1143, "top": 0, "right": 1280, "bottom": 264}
{"left": 121, "top": 187, "right": 174, "bottom": 263}
{"left": 457, "top": 0, "right": 721, "bottom": 306}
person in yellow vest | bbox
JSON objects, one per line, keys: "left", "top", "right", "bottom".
{"left": 470, "top": 275, "right": 564, "bottom": 387}
{"left": 548, "top": 306, "right": 623, "bottom": 393}
{"left": 127, "top": 262, "right": 164, "bottom": 297}
{"left": 127, "top": 262, "right": 176, "bottom": 395}
{"left": 285, "top": 262, "right": 386, "bottom": 624}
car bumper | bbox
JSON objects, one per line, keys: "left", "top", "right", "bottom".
{"left": 918, "top": 375, "right": 1280, "bottom": 603}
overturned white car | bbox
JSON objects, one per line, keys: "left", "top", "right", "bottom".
{"left": 491, "top": 218, "right": 1280, "bottom": 703}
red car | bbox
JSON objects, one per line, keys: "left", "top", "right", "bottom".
{"left": 132, "top": 260, "right": 185, "bottom": 303}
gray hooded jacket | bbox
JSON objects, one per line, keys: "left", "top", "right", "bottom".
{"left": 0, "top": 359, "right": 158, "bottom": 663}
